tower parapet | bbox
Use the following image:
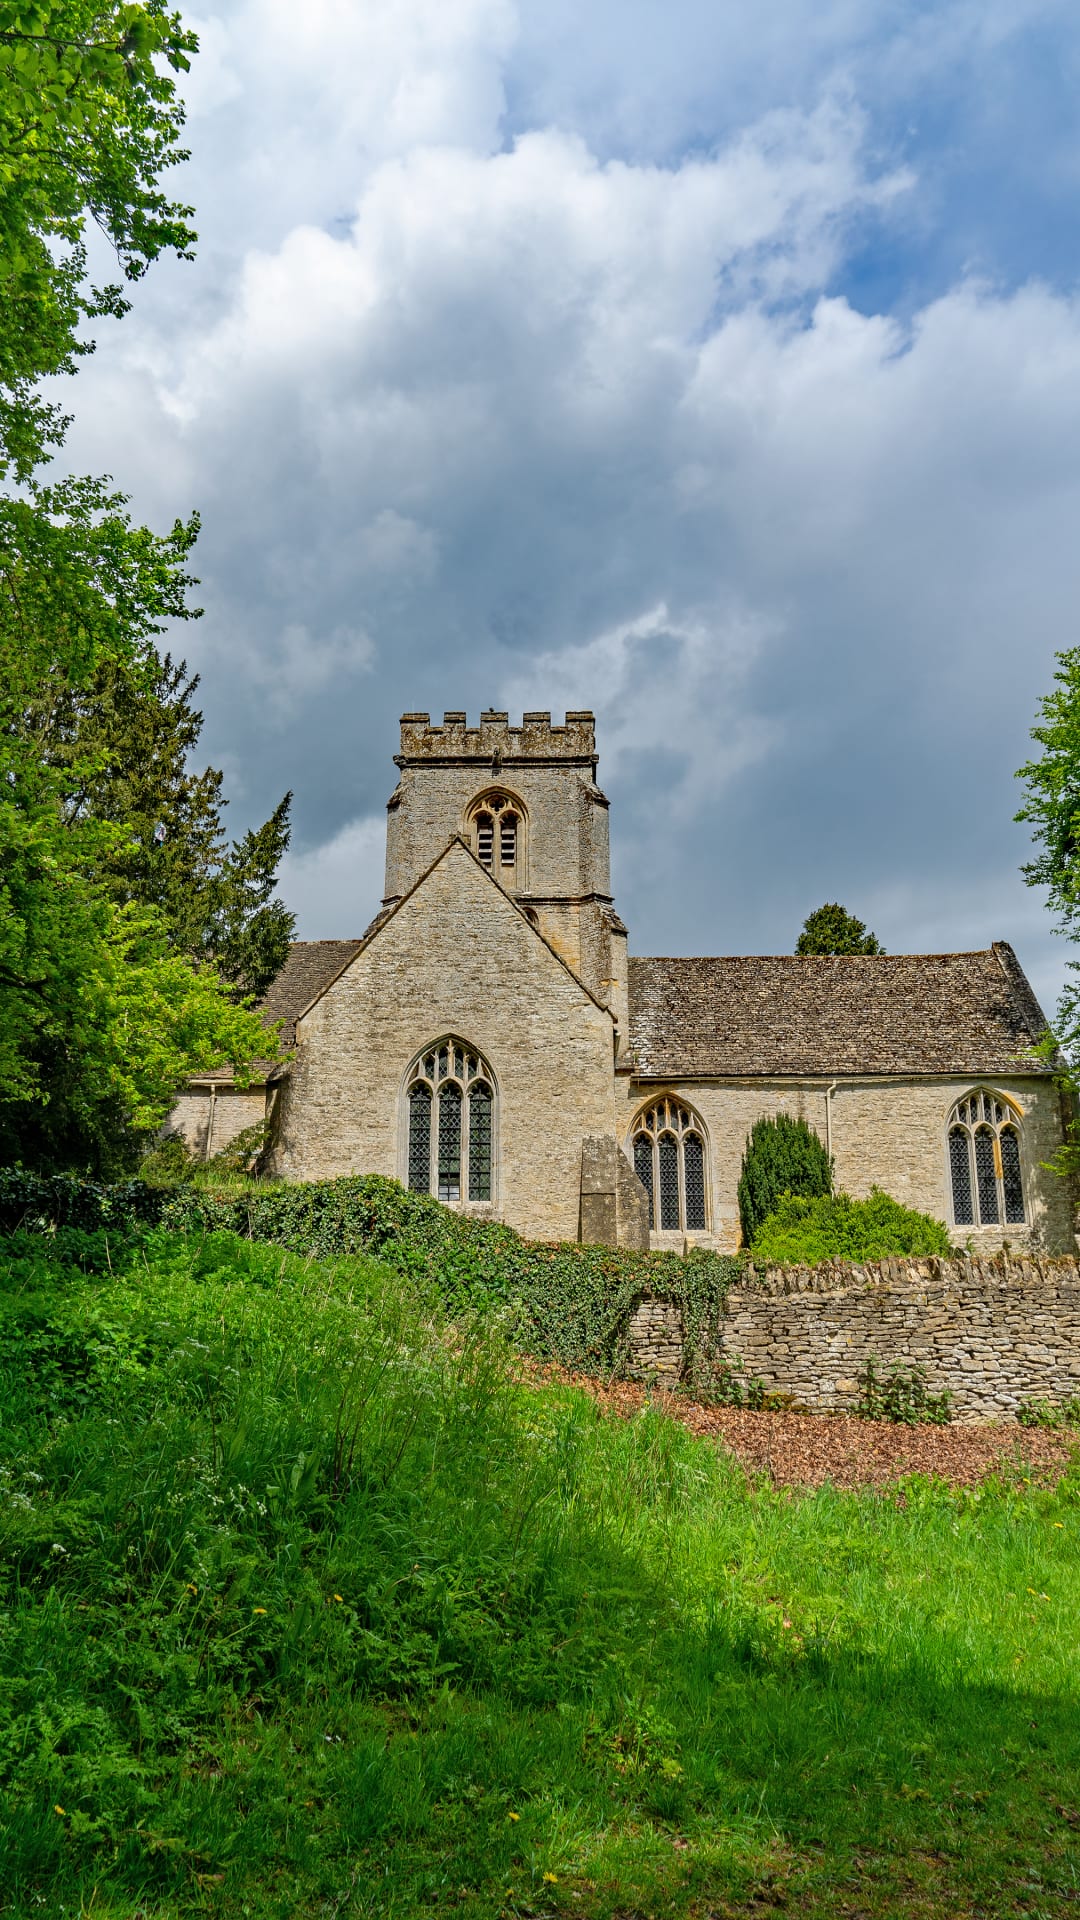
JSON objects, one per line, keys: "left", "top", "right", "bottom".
{"left": 398, "top": 711, "right": 596, "bottom": 766}
{"left": 383, "top": 704, "right": 624, "bottom": 1031}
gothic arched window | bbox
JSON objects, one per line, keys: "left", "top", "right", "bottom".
{"left": 630, "top": 1097, "right": 709, "bottom": 1233}
{"left": 467, "top": 790, "right": 525, "bottom": 887}
{"left": 405, "top": 1041, "right": 496, "bottom": 1205}
{"left": 947, "top": 1090, "right": 1025, "bottom": 1228}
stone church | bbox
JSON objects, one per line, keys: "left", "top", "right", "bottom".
{"left": 172, "top": 710, "right": 1076, "bottom": 1254}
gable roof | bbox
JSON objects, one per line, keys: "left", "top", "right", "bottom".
{"left": 260, "top": 939, "right": 365, "bottom": 1045}
{"left": 627, "top": 943, "right": 1053, "bottom": 1078}
{"left": 290, "top": 835, "right": 615, "bottom": 1029}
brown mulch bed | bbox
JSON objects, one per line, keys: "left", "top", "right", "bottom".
{"left": 524, "top": 1364, "right": 1077, "bottom": 1490}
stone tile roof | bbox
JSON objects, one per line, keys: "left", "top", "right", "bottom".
{"left": 627, "top": 944, "right": 1053, "bottom": 1078}
{"left": 189, "top": 939, "right": 366, "bottom": 1081}
{"left": 261, "top": 939, "right": 364, "bottom": 1046}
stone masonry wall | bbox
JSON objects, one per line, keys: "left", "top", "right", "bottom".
{"left": 620, "top": 1076, "right": 1076, "bottom": 1254}
{"left": 270, "top": 840, "right": 617, "bottom": 1243}
{"left": 625, "top": 1253, "right": 1080, "bottom": 1422}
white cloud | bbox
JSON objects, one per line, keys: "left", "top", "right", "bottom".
{"left": 51, "top": 0, "right": 1080, "bottom": 1011}
{"left": 278, "top": 815, "right": 387, "bottom": 936}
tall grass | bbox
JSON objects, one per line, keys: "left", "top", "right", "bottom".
{"left": 1, "top": 1227, "right": 1078, "bottom": 1918}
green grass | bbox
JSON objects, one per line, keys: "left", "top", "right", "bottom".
{"left": 1, "top": 1228, "right": 1078, "bottom": 1919}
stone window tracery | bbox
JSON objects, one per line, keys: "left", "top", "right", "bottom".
{"left": 947, "top": 1091, "right": 1025, "bottom": 1228}
{"left": 406, "top": 1040, "right": 495, "bottom": 1205}
{"left": 630, "top": 1097, "right": 709, "bottom": 1233}
{"left": 467, "top": 790, "right": 525, "bottom": 886}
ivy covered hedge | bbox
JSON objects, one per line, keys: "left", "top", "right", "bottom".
{"left": 0, "top": 1167, "right": 746, "bottom": 1381}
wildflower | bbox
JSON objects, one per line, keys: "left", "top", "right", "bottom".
{"left": 543, "top": 1872, "right": 558, "bottom": 1884}
{"left": 186, "top": 1583, "right": 198, "bottom": 1595}
{"left": 508, "top": 1811, "right": 520, "bottom": 1822}
{"left": 333, "top": 1593, "right": 343, "bottom": 1603}
{"left": 54, "top": 1806, "right": 65, "bottom": 1817}
{"left": 253, "top": 1607, "right": 267, "bottom": 1615}
{"left": 1054, "top": 1522, "right": 1064, "bottom": 1529}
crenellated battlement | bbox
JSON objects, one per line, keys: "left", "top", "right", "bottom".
{"left": 398, "top": 710, "right": 596, "bottom": 765}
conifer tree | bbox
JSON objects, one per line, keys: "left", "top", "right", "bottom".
{"left": 737, "top": 1113, "right": 833, "bottom": 1248}
{"left": 37, "top": 651, "right": 295, "bottom": 998}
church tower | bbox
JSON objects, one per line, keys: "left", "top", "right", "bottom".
{"left": 383, "top": 709, "right": 628, "bottom": 1034}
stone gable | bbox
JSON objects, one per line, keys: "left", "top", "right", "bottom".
{"left": 270, "top": 839, "right": 617, "bottom": 1242}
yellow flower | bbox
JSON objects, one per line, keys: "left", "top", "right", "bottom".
{"left": 543, "top": 1872, "right": 558, "bottom": 1884}
{"left": 333, "top": 1593, "right": 343, "bottom": 1603}
{"left": 253, "top": 1607, "right": 267, "bottom": 1615}
{"left": 1054, "top": 1522, "right": 1064, "bottom": 1529}
{"left": 507, "top": 1811, "right": 520, "bottom": 1822}
{"left": 54, "top": 1806, "right": 65, "bottom": 1817}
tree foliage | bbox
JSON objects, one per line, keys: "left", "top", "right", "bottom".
{"left": 796, "top": 903, "right": 883, "bottom": 955}
{"left": 0, "top": 5, "right": 282, "bottom": 1170}
{"left": 37, "top": 651, "right": 295, "bottom": 998}
{"left": 737, "top": 1113, "right": 833, "bottom": 1248}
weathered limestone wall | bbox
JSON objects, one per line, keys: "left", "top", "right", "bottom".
{"left": 620, "top": 1076, "right": 1075, "bottom": 1255}
{"left": 169, "top": 1084, "right": 266, "bottom": 1161}
{"left": 625, "top": 1254, "right": 1080, "bottom": 1423}
{"left": 270, "top": 841, "right": 617, "bottom": 1243}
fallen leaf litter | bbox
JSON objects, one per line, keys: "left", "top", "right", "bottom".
{"left": 524, "top": 1364, "right": 1076, "bottom": 1490}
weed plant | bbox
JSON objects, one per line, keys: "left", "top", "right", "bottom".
{"left": 1, "top": 1228, "right": 1078, "bottom": 1918}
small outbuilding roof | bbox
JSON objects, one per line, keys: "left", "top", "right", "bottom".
{"left": 626, "top": 943, "right": 1052, "bottom": 1079}
{"left": 260, "top": 939, "right": 365, "bottom": 1046}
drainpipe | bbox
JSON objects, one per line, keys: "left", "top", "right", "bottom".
{"left": 825, "top": 1080, "right": 838, "bottom": 1162}
{"left": 206, "top": 1083, "right": 217, "bottom": 1162}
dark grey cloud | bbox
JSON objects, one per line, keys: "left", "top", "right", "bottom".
{"left": 54, "top": 0, "right": 1080, "bottom": 1025}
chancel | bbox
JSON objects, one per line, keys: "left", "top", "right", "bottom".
{"left": 173, "top": 711, "right": 1075, "bottom": 1253}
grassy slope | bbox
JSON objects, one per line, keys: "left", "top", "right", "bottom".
{"left": 1, "top": 1230, "right": 1078, "bottom": 1920}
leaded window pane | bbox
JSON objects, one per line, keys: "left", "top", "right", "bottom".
{"left": 468, "top": 1083, "right": 493, "bottom": 1201}
{"left": 408, "top": 1083, "right": 432, "bottom": 1193}
{"left": 438, "top": 1084, "right": 462, "bottom": 1201}
{"left": 974, "top": 1127, "right": 999, "bottom": 1224}
{"left": 949, "top": 1127, "right": 973, "bottom": 1226}
{"left": 1001, "top": 1126, "right": 1024, "bottom": 1224}
{"left": 438, "top": 1046, "right": 449, "bottom": 1079}
{"left": 658, "top": 1133, "right": 679, "bottom": 1231}
{"left": 633, "top": 1133, "right": 654, "bottom": 1229}
{"left": 684, "top": 1133, "right": 706, "bottom": 1231}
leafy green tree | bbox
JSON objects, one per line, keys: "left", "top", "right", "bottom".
{"left": 0, "top": 5, "right": 281, "bottom": 1169}
{"left": 796, "top": 903, "right": 883, "bottom": 955}
{"left": 1016, "top": 648, "right": 1080, "bottom": 944}
{"left": 1015, "top": 645, "right": 1080, "bottom": 1174}
{"left": 38, "top": 651, "right": 295, "bottom": 997}
{"left": 737, "top": 1113, "right": 833, "bottom": 1248}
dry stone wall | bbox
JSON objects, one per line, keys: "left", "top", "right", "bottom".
{"left": 625, "top": 1253, "right": 1080, "bottom": 1423}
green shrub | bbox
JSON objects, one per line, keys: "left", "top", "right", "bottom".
{"left": 749, "top": 1187, "right": 951, "bottom": 1265}
{"left": 0, "top": 1166, "right": 746, "bottom": 1381}
{"left": 856, "top": 1354, "right": 953, "bottom": 1425}
{"left": 1017, "top": 1395, "right": 1080, "bottom": 1429}
{"left": 737, "top": 1113, "right": 833, "bottom": 1246}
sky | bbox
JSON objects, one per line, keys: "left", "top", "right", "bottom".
{"left": 60, "top": 0, "right": 1080, "bottom": 1015}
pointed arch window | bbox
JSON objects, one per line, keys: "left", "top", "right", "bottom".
{"left": 630, "top": 1097, "right": 709, "bottom": 1233}
{"left": 467, "top": 791, "right": 526, "bottom": 887}
{"left": 947, "top": 1091, "right": 1025, "bottom": 1228}
{"left": 406, "top": 1041, "right": 496, "bottom": 1205}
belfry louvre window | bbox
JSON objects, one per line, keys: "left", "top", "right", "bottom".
{"left": 631, "top": 1098, "right": 708, "bottom": 1232}
{"left": 947, "top": 1091, "right": 1025, "bottom": 1228}
{"left": 468, "top": 792, "right": 524, "bottom": 883}
{"left": 406, "top": 1041, "right": 495, "bottom": 1204}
